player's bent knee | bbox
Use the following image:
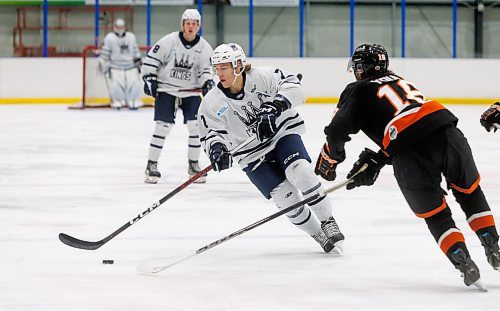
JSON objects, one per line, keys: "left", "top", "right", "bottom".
{"left": 285, "top": 159, "right": 323, "bottom": 194}
{"left": 154, "top": 121, "right": 173, "bottom": 137}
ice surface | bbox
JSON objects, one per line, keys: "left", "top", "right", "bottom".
{"left": 0, "top": 104, "right": 499, "bottom": 311}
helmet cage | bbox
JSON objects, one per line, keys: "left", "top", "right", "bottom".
{"left": 348, "top": 44, "right": 389, "bottom": 79}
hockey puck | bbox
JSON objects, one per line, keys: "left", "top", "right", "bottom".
{"left": 102, "top": 260, "right": 114, "bottom": 264}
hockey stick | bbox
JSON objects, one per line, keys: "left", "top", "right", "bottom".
{"left": 176, "top": 74, "right": 301, "bottom": 93}
{"left": 178, "top": 88, "right": 203, "bottom": 93}
{"left": 58, "top": 136, "right": 256, "bottom": 250}
{"left": 137, "top": 164, "right": 368, "bottom": 274}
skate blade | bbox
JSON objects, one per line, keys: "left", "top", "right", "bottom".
{"left": 144, "top": 176, "right": 159, "bottom": 184}
{"left": 330, "top": 240, "right": 344, "bottom": 255}
{"left": 191, "top": 175, "right": 207, "bottom": 183}
{"left": 471, "top": 278, "right": 488, "bottom": 292}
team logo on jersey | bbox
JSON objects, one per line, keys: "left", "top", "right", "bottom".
{"left": 119, "top": 44, "right": 130, "bottom": 54}
{"left": 389, "top": 125, "right": 398, "bottom": 140}
{"left": 234, "top": 102, "right": 259, "bottom": 135}
{"left": 171, "top": 54, "right": 194, "bottom": 80}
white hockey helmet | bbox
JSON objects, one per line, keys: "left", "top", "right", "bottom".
{"left": 113, "top": 18, "right": 126, "bottom": 35}
{"left": 211, "top": 43, "right": 247, "bottom": 69}
{"left": 181, "top": 9, "right": 201, "bottom": 29}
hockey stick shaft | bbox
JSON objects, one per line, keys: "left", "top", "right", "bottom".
{"left": 141, "top": 164, "right": 367, "bottom": 274}
{"left": 59, "top": 136, "right": 256, "bottom": 250}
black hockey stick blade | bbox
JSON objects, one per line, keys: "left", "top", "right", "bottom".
{"left": 58, "top": 233, "right": 105, "bottom": 250}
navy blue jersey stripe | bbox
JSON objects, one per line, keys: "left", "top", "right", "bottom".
{"left": 146, "top": 54, "right": 163, "bottom": 64}
{"left": 143, "top": 63, "right": 159, "bottom": 69}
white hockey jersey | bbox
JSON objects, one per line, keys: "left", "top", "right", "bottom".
{"left": 198, "top": 67, "right": 306, "bottom": 169}
{"left": 100, "top": 31, "right": 140, "bottom": 70}
{"left": 141, "top": 32, "right": 213, "bottom": 98}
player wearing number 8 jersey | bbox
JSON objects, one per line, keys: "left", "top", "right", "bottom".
{"left": 315, "top": 43, "right": 500, "bottom": 290}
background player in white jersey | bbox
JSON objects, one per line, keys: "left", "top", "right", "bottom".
{"left": 99, "top": 18, "right": 143, "bottom": 110}
{"left": 198, "top": 43, "right": 344, "bottom": 253}
{"left": 141, "top": 9, "right": 214, "bottom": 184}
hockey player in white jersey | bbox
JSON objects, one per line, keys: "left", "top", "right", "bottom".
{"left": 141, "top": 9, "right": 215, "bottom": 184}
{"left": 198, "top": 43, "right": 344, "bottom": 253}
{"left": 99, "top": 18, "right": 143, "bottom": 110}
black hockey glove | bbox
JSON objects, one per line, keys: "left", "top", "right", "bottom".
{"left": 315, "top": 143, "right": 340, "bottom": 181}
{"left": 255, "top": 100, "right": 288, "bottom": 142}
{"left": 480, "top": 102, "right": 500, "bottom": 132}
{"left": 201, "top": 79, "right": 215, "bottom": 96}
{"left": 143, "top": 74, "right": 158, "bottom": 97}
{"left": 209, "top": 142, "right": 233, "bottom": 172}
{"left": 346, "top": 148, "right": 387, "bottom": 190}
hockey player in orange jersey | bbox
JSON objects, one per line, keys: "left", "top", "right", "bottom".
{"left": 315, "top": 43, "right": 500, "bottom": 290}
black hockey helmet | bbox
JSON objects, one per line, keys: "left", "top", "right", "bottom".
{"left": 348, "top": 44, "right": 389, "bottom": 80}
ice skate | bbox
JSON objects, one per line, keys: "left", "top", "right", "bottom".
{"left": 311, "top": 230, "right": 336, "bottom": 253}
{"left": 111, "top": 100, "right": 124, "bottom": 110}
{"left": 320, "top": 217, "right": 345, "bottom": 254}
{"left": 479, "top": 232, "right": 500, "bottom": 271}
{"left": 188, "top": 160, "right": 207, "bottom": 183}
{"left": 145, "top": 160, "right": 161, "bottom": 184}
{"left": 128, "top": 100, "right": 143, "bottom": 110}
{"left": 450, "top": 248, "right": 487, "bottom": 291}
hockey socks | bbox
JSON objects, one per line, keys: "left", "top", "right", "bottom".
{"left": 148, "top": 121, "right": 172, "bottom": 162}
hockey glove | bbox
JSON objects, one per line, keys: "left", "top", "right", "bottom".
{"left": 97, "top": 59, "right": 110, "bottom": 76}
{"left": 209, "top": 142, "right": 233, "bottom": 172}
{"left": 143, "top": 74, "right": 158, "bottom": 97}
{"left": 202, "top": 79, "right": 216, "bottom": 96}
{"left": 346, "top": 148, "right": 387, "bottom": 190}
{"left": 480, "top": 102, "right": 500, "bottom": 132}
{"left": 255, "top": 100, "right": 288, "bottom": 142}
{"left": 315, "top": 143, "right": 339, "bottom": 181}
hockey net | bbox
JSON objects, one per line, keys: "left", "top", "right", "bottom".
{"left": 69, "top": 45, "right": 154, "bottom": 109}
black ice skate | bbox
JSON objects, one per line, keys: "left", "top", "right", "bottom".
{"left": 145, "top": 160, "right": 161, "bottom": 184}
{"left": 450, "top": 248, "right": 487, "bottom": 291}
{"left": 311, "top": 230, "right": 336, "bottom": 253}
{"left": 479, "top": 232, "right": 500, "bottom": 271}
{"left": 320, "top": 217, "right": 345, "bottom": 254}
{"left": 188, "top": 160, "right": 207, "bottom": 183}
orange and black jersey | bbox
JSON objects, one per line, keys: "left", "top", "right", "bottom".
{"left": 324, "top": 72, "right": 458, "bottom": 159}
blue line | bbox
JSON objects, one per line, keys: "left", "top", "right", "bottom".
{"left": 401, "top": 0, "right": 406, "bottom": 58}
{"left": 452, "top": 0, "right": 457, "bottom": 58}
{"left": 350, "top": 0, "right": 355, "bottom": 56}
{"left": 147, "top": 0, "right": 151, "bottom": 47}
{"left": 299, "top": 0, "right": 304, "bottom": 57}
{"left": 43, "top": 0, "right": 48, "bottom": 57}
{"left": 198, "top": 0, "right": 203, "bottom": 36}
{"left": 95, "top": 0, "right": 99, "bottom": 48}
{"left": 249, "top": 0, "right": 253, "bottom": 57}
